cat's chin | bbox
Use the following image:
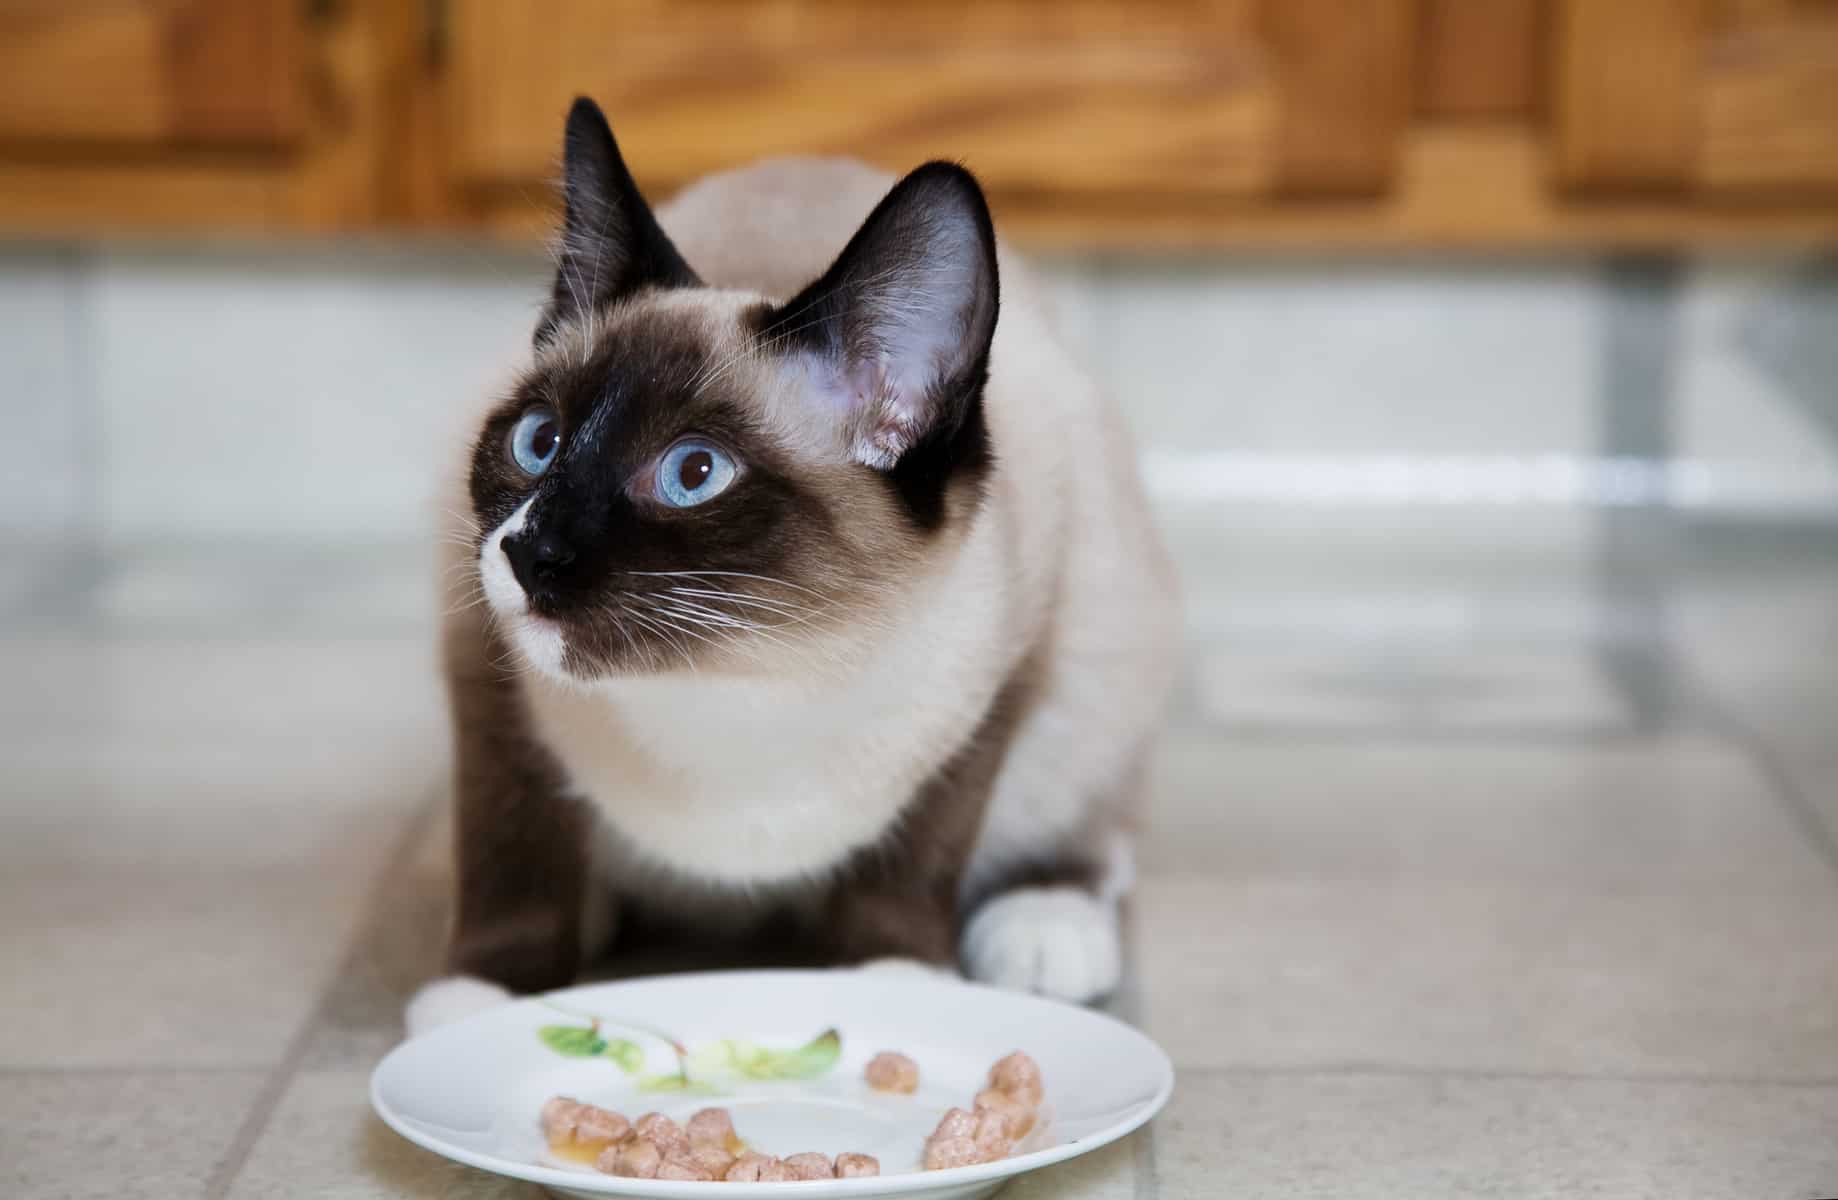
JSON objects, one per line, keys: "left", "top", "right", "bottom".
{"left": 502, "top": 613, "right": 571, "bottom": 678}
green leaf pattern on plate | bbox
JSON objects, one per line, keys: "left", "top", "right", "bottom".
{"left": 691, "top": 1028, "right": 842, "bottom": 1081}
{"left": 602, "top": 1038, "right": 644, "bottom": 1073}
{"left": 537, "top": 1017, "right": 840, "bottom": 1092}
{"left": 538, "top": 1025, "right": 608, "bottom": 1058}
{"left": 635, "top": 1074, "right": 721, "bottom": 1094}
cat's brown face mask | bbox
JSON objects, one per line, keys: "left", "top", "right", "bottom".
{"left": 466, "top": 98, "right": 999, "bottom": 680}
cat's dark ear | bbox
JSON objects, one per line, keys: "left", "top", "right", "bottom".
{"left": 762, "top": 162, "right": 999, "bottom": 470}
{"left": 536, "top": 98, "right": 700, "bottom": 347}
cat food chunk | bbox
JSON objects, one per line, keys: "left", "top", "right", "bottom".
{"left": 541, "top": 1096, "right": 631, "bottom": 1145}
{"left": 924, "top": 1104, "right": 1015, "bottom": 1170}
{"left": 685, "top": 1106, "right": 738, "bottom": 1151}
{"left": 972, "top": 1108, "right": 1013, "bottom": 1161}
{"left": 656, "top": 1155, "right": 715, "bottom": 1181}
{"left": 930, "top": 1107, "right": 978, "bottom": 1142}
{"left": 922, "top": 1107, "right": 985, "bottom": 1170}
{"left": 687, "top": 1143, "right": 737, "bottom": 1177}
{"left": 835, "top": 1152, "right": 882, "bottom": 1178}
{"left": 783, "top": 1151, "right": 835, "bottom": 1180}
{"left": 922, "top": 1135, "right": 983, "bottom": 1171}
{"left": 544, "top": 1096, "right": 631, "bottom": 1164}
{"left": 573, "top": 1104, "right": 632, "bottom": 1146}
{"left": 974, "top": 1086, "right": 1036, "bottom": 1138}
{"left": 756, "top": 1157, "right": 794, "bottom": 1182}
{"left": 987, "top": 1050, "right": 1044, "bottom": 1105}
{"left": 602, "top": 1137, "right": 661, "bottom": 1178}
{"left": 723, "top": 1151, "right": 770, "bottom": 1182}
{"left": 540, "top": 1096, "right": 585, "bottom": 1141}
{"left": 632, "top": 1111, "right": 690, "bottom": 1158}
{"left": 864, "top": 1050, "right": 920, "bottom": 1093}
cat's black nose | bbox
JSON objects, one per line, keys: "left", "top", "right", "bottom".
{"left": 502, "top": 530, "right": 576, "bottom": 595}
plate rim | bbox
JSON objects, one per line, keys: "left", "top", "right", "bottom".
{"left": 369, "top": 968, "right": 1175, "bottom": 1197}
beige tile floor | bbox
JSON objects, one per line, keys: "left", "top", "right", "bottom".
{"left": 3, "top": 529, "right": 1838, "bottom": 1199}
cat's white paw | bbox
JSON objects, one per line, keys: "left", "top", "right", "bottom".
{"left": 959, "top": 887, "right": 1121, "bottom": 1003}
{"left": 404, "top": 975, "right": 511, "bottom": 1039}
{"left": 855, "top": 956, "right": 961, "bottom": 982}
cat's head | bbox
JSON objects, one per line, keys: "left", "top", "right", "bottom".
{"left": 468, "top": 98, "right": 999, "bottom": 680}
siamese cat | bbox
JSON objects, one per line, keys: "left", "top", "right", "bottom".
{"left": 408, "top": 98, "right": 1177, "bottom": 1034}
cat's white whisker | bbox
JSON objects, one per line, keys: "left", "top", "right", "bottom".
{"left": 620, "top": 608, "right": 694, "bottom": 672}
{"left": 624, "top": 569, "right": 829, "bottom": 600}
{"left": 650, "top": 594, "right": 763, "bottom": 626}
{"left": 613, "top": 601, "right": 682, "bottom": 654}
{"left": 663, "top": 587, "right": 818, "bottom": 623}
{"left": 633, "top": 608, "right": 725, "bottom": 654}
{"left": 651, "top": 602, "right": 810, "bottom": 662}
{"left": 659, "top": 593, "right": 814, "bottom": 633}
{"left": 442, "top": 591, "right": 492, "bottom": 618}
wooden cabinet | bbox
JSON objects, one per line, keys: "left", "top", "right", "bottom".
{"left": 0, "top": 0, "right": 1832, "bottom": 249}
{"left": 0, "top": 0, "right": 445, "bottom": 233}
{"left": 0, "top": 0, "right": 303, "bottom": 147}
{"left": 448, "top": 0, "right": 1413, "bottom": 211}
{"left": 1556, "top": 0, "right": 1838, "bottom": 196}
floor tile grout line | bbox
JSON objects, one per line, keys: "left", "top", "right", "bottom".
{"left": 1112, "top": 895, "right": 1146, "bottom": 1028}
{"left": 1687, "top": 675, "right": 1838, "bottom": 887}
{"left": 1115, "top": 891, "right": 1160, "bottom": 1199}
{"left": 66, "top": 243, "right": 105, "bottom": 583}
{"left": 0, "top": 1064, "right": 275, "bottom": 1077}
{"left": 1591, "top": 256, "right": 1683, "bottom": 735}
{"left": 201, "top": 792, "right": 441, "bottom": 1200}
{"left": 1131, "top": 1120, "right": 1160, "bottom": 1200}
{"left": 1169, "top": 1061, "right": 1838, "bottom": 1090}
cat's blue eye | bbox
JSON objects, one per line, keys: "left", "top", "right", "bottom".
{"left": 655, "top": 439, "right": 738, "bottom": 508}
{"left": 508, "top": 406, "right": 561, "bottom": 477}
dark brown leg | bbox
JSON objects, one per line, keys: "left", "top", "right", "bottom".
{"left": 825, "top": 650, "right": 1045, "bottom": 966}
{"left": 826, "top": 874, "right": 960, "bottom": 966}
{"left": 444, "top": 620, "right": 594, "bottom": 994}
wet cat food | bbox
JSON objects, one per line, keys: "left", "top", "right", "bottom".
{"left": 922, "top": 1050, "right": 1046, "bottom": 1170}
{"left": 541, "top": 1097, "right": 632, "bottom": 1164}
{"left": 632, "top": 1111, "right": 691, "bottom": 1159}
{"left": 782, "top": 1151, "right": 835, "bottom": 1180}
{"left": 864, "top": 1050, "right": 920, "bottom": 1093}
{"left": 835, "top": 1152, "right": 882, "bottom": 1177}
{"left": 542, "top": 1049, "right": 1040, "bottom": 1180}
{"left": 543, "top": 1100, "right": 882, "bottom": 1183}
{"left": 604, "top": 1137, "right": 661, "bottom": 1178}
{"left": 987, "top": 1050, "right": 1044, "bottom": 1106}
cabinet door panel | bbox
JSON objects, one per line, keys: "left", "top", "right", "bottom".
{"left": 1418, "top": 0, "right": 1546, "bottom": 119}
{"left": 1701, "top": 5, "right": 1838, "bottom": 193}
{"left": 449, "top": 0, "right": 1414, "bottom": 205}
{"left": 1556, "top": 0, "right": 1838, "bottom": 196}
{"left": 0, "top": 0, "right": 303, "bottom": 148}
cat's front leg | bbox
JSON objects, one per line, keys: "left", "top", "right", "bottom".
{"left": 827, "top": 667, "right": 1044, "bottom": 978}
{"left": 959, "top": 869, "right": 1123, "bottom": 1004}
{"left": 407, "top": 627, "right": 602, "bottom": 1037}
{"left": 827, "top": 879, "right": 960, "bottom": 969}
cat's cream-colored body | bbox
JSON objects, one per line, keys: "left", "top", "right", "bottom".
{"left": 420, "top": 152, "right": 1176, "bottom": 1027}
{"left": 518, "top": 159, "right": 1177, "bottom": 905}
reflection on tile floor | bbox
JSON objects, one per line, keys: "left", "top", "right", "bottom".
{"left": 2, "top": 518, "right": 1835, "bottom": 1199}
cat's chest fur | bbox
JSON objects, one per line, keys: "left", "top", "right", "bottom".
{"left": 522, "top": 531, "right": 1016, "bottom": 886}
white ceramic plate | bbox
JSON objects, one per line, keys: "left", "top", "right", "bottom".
{"left": 371, "top": 969, "right": 1173, "bottom": 1200}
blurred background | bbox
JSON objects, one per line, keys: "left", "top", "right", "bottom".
{"left": 3, "top": 1, "right": 1838, "bottom": 1197}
